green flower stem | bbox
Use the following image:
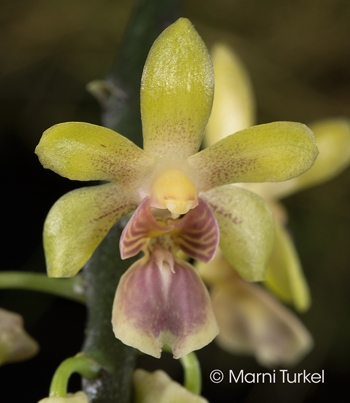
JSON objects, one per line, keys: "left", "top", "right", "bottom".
{"left": 0, "top": 272, "right": 85, "bottom": 304}
{"left": 49, "top": 354, "right": 101, "bottom": 398}
{"left": 180, "top": 352, "right": 202, "bottom": 395}
{"left": 162, "top": 346, "right": 202, "bottom": 395}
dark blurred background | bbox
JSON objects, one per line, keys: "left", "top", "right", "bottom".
{"left": 1, "top": 0, "right": 349, "bottom": 402}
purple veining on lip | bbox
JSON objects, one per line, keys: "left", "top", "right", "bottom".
{"left": 172, "top": 198, "right": 220, "bottom": 263}
{"left": 120, "top": 197, "right": 220, "bottom": 263}
{"left": 120, "top": 197, "right": 174, "bottom": 259}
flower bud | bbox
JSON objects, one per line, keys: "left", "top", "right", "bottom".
{"left": 0, "top": 308, "right": 39, "bottom": 366}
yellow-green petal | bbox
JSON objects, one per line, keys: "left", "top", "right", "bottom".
{"left": 35, "top": 122, "right": 155, "bottom": 189}
{"left": 201, "top": 185, "right": 274, "bottom": 282}
{"left": 204, "top": 43, "right": 255, "bottom": 147}
{"left": 262, "top": 118, "right": 350, "bottom": 199}
{"left": 44, "top": 183, "right": 138, "bottom": 278}
{"left": 188, "top": 122, "right": 318, "bottom": 191}
{"left": 265, "top": 221, "right": 311, "bottom": 312}
{"left": 141, "top": 18, "right": 214, "bottom": 159}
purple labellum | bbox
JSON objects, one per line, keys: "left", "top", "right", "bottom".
{"left": 112, "top": 254, "right": 218, "bottom": 358}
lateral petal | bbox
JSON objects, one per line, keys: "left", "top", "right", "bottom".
{"left": 265, "top": 221, "right": 311, "bottom": 312}
{"left": 141, "top": 18, "right": 214, "bottom": 159}
{"left": 211, "top": 279, "right": 313, "bottom": 367}
{"left": 201, "top": 185, "right": 274, "bottom": 281}
{"left": 112, "top": 256, "right": 218, "bottom": 359}
{"left": 44, "top": 183, "right": 138, "bottom": 277}
{"left": 35, "top": 122, "right": 155, "bottom": 188}
{"left": 188, "top": 122, "right": 318, "bottom": 191}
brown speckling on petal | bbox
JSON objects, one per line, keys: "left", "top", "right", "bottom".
{"left": 187, "top": 122, "right": 318, "bottom": 192}
{"left": 44, "top": 182, "right": 140, "bottom": 277}
{"left": 141, "top": 21, "right": 214, "bottom": 160}
{"left": 36, "top": 122, "right": 157, "bottom": 188}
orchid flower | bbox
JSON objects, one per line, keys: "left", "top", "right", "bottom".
{"left": 0, "top": 308, "right": 39, "bottom": 366}
{"left": 206, "top": 43, "right": 350, "bottom": 312}
{"left": 36, "top": 19, "right": 317, "bottom": 282}
{"left": 196, "top": 42, "right": 350, "bottom": 366}
{"left": 35, "top": 19, "right": 318, "bottom": 358}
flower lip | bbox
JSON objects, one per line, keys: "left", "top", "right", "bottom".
{"left": 150, "top": 168, "right": 198, "bottom": 218}
{"left": 112, "top": 255, "right": 219, "bottom": 359}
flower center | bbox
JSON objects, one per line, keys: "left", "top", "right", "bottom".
{"left": 150, "top": 169, "right": 198, "bottom": 218}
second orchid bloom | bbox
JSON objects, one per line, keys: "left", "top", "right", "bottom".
{"left": 35, "top": 18, "right": 318, "bottom": 358}
{"left": 198, "top": 42, "right": 350, "bottom": 367}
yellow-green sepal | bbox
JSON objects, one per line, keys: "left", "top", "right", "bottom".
{"left": 35, "top": 122, "right": 155, "bottom": 189}
{"left": 205, "top": 43, "right": 255, "bottom": 147}
{"left": 44, "top": 183, "right": 138, "bottom": 278}
{"left": 201, "top": 185, "right": 274, "bottom": 282}
{"left": 188, "top": 122, "right": 319, "bottom": 192}
{"left": 264, "top": 221, "right": 311, "bottom": 312}
{"left": 141, "top": 18, "right": 214, "bottom": 159}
